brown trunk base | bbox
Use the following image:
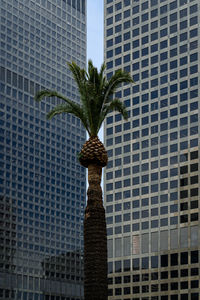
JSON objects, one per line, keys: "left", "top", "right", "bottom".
{"left": 84, "top": 205, "right": 107, "bottom": 300}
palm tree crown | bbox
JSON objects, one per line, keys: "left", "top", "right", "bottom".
{"left": 35, "top": 60, "right": 133, "bottom": 137}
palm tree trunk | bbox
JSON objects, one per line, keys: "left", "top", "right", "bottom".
{"left": 84, "top": 164, "right": 108, "bottom": 300}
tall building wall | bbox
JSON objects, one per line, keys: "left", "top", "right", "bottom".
{"left": 104, "top": 0, "right": 200, "bottom": 299}
{"left": 0, "top": 0, "right": 87, "bottom": 299}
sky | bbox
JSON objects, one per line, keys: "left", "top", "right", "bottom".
{"left": 87, "top": 0, "right": 104, "bottom": 141}
{"left": 87, "top": 0, "right": 104, "bottom": 69}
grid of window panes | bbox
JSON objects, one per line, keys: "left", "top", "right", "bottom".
{"left": 104, "top": 0, "right": 199, "bottom": 299}
{"left": 0, "top": 0, "right": 86, "bottom": 299}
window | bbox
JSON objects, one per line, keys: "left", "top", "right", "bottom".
{"left": 142, "top": 163, "right": 149, "bottom": 171}
{"left": 190, "top": 53, "right": 198, "bottom": 63}
{"left": 160, "top": 63, "right": 168, "bottom": 73}
{"left": 142, "top": 24, "right": 149, "bottom": 33}
{"left": 133, "top": 274, "right": 140, "bottom": 283}
{"left": 160, "top": 52, "right": 168, "bottom": 61}
{"left": 115, "top": 2, "right": 122, "bottom": 10}
{"left": 180, "top": 44, "right": 187, "bottom": 54}
{"left": 133, "top": 188, "right": 140, "bottom": 196}
{"left": 180, "top": 34, "right": 187, "bottom": 46}
{"left": 107, "top": 28, "right": 113, "bottom": 37}
{"left": 181, "top": 252, "right": 188, "bottom": 265}
{"left": 151, "top": 208, "right": 158, "bottom": 216}
{"left": 132, "top": 130, "right": 139, "bottom": 139}
{"left": 115, "top": 35, "right": 122, "bottom": 44}
{"left": 115, "top": 24, "right": 121, "bottom": 33}
{"left": 170, "top": 11, "right": 177, "bottom": 21}
{"left": 170, "top": 24, "right": 177, "bottom": 34}
{"left": 142, "top": 13, "right": 149, "bottom": 22}
{"left": 151, "top": 160, "right": 158, "bottom": 169}
{"left": 123, "top": 122, "right": 130, "bottom": 131}
{"left": 151, "top": 56, "right": 158, "bottom": 65}
{"left": 151, "top": 188, "right": 158, "bottom": 198}
{"left": 151, "top": 256, "right": 158, "bottom": 268}
{"left": 190, "top": 16, "right": 198, "bottom": 26}
{"left": 151, "top": 32, "right": 158, "bottom": 41}
{"left": 161, "top": 255, "right": 168, "bottom": 267}
{"left": 115, "top": 13, "right": 121, "bottom": 22}
{"left": 133, "top": 17, "right": 140, "bottom": 28}
{"left": 124, "top": 9, "right": 130, "bottom": 18}
{"left": 180, "top": 20, "right": 187, "bottom": 30}
{"left": 151, "top": 79, "right": 158, "bottom": 88}
{"left": 142, "top": 150, "right": 149, "bottom": 158}
{"left": 180, "top": 57, "right": 188, "bottom": 66}
{"left": 124, "top": 54, "right": 130, "bottom": 64}
{"left": 133, "top": 51, "right": 139, "bottom": 61}
{"left": 142, "top": 58, "right": 149, "bottom": 67}
{"left": 190, "top": 77, "right": 198, "bottom": 87}
{"left": 115, "top": 48, "right": 122, "bottom": 59}
{"left": 142, "top": 94, "right": 149, "bottom": 102}
{"left": 115, "top": 57, "right": 121, "bottom": 66}
{"left": 107, "top": 17, "right": 113, "bottom": 26}
{"left": 107, "top": 5, "right": 113, "bottom": 14}
{"left": 124, "top": 0, "right": 130, "bottom": 6}
{"left": 107, "top": 39, "right": 113, "bottom": 48}
{"left": 190, "top": 28, "right": 198, "bottom": 38}
{"left": 151, "top": 20, "right": 158, "bottom": 29}
{"left": 142, "top": 1, "right": 148, "bottom": 10}
{"left": 151, "top": 0, "right": 158, "bottom": 6}
{"left": 190, "top": 4, "right": 197, "bottom": 14}
{"left": 151, "top": 44, "right": 158, "bottom": 53}
{"left": 170, "top": 59, "right": 178, "bottom": 69}
{"left": 191, "top": 251, "right": 198, "bottom": 264}
{"left": 142, "top": 47, "right": 149, "bottom": 56}
{"left": 142, "top": 257, "right": 149, "bottom": 269}
{"left": 133, "top": 258, "right": 140, "bottom": 270}
{"left": 124, "top": 43, "right": 130, "bottom": 52}
{"left": 151, "top": 220, "right": 159, "bottom": 228}
{"left": 171, "top": 254, "right": 178, "bottom": 266}
{"left": 151, "top": 9, "right": 158, "bottom": 18}
{"left": 179, "top": 117, "right": 188, "bottom": 126}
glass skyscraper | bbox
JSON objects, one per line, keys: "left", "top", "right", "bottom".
{"left": 0, "top": 0, "right": 86, "bottom": 299}
{"left": 104, "top": 0, "right": 199, "bottom": 299}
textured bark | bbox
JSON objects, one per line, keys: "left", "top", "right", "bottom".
{"left": 79, "top": 136, "right": 108, "bottom": 168}
{"left": 84, "top": 164, "right": 108, "bottom": 300}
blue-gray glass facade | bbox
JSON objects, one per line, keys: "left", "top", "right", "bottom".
{"left": 104, "top": 0, "right": 200, "bottom": 299}
{"left": 0, "top": 0, "right": 86, "bottom": 299}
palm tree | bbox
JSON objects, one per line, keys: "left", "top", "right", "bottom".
{"left": 35, "top": 60, "right": 133, "bottom": 300}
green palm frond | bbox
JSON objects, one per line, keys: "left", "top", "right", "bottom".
{"left": 35, "top": 89, "right": 91, "bottom": 135}
{"left": 106, "top": 99, "right": 128, "bottom": 120}
{"left": 99, "top": 63, "right": 106, "bottom": 90}
{"left": 46, "top": 104, "right": 74, "bottom": 119}
{"left": 67, "top": 62, "right": 86, "bottom": 94}
{"left": 96, "top": 99, "right": 128, "bottom": 133}
{"left": 35, "top": 90, "right": 73, "bottom": 106}
{"left": 47, "top": 103, "right": 90, "bottom": 135}
{"left": 35, "top": 60, "right": 133, "bottom": 137}
{"left": 68, "top": 61, "right": 94, "bottom": 134}
{"left": 103, "top": 70, "right": 133, "bottom": 104}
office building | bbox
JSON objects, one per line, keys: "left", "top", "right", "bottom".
{"left": 104, "top": 0, "right": 199, "bottom": 299}
{"left": 0, "top": 0, "right": 86, "bottom": 299}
